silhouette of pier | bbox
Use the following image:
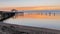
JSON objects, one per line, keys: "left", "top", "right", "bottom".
{"left": 0, "top": 9, "right": 57, "bottom": 19}
{"left": 0, "top": 9, "right": 60, "bottom": 34}
{"left": 11, "top": 9, "right": 56, "bottom": 17}
{"left": 9, "top": 9, "right": 57, "bottom": 19}
{"left": 12, "top": 9, "right": 56, "bottom": 15}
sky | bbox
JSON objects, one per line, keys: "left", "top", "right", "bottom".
{"left": 0, "top": 0, "right": 60, "bottom": 8}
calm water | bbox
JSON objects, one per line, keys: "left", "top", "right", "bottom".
{"left": 4, "top": 10, "right": 60, "bottom": 30}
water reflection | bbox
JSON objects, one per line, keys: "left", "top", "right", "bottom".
{"left": 2, "top": 10, "right": 60, "bottom": 30}
{"left": 12, "top": 13, "right": 60, "bottom": 19}
{"left": 4, "top": 13, "right": 60, "bottom": 30}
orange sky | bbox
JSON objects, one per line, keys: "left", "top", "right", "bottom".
{"left": 0, "top": 6, "right": 60, "bottom": 11}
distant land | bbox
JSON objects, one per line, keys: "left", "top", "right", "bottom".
{"left": 0, "top": 6, "right": 60, "bottom": 11}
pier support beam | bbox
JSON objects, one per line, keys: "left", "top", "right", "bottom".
{"left": 49, "top": 12, "right": 51, "bottom": 16}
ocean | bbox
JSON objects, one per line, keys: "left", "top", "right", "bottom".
{"left": 4, "top": 10, "right": 60, "bottom": 30}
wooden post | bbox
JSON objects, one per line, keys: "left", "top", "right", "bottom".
{"left": 54, "top": 12, "right": 55, "bottom": 16}
{"left": 45, "top": 12, "right": 47, "bottom": 16}
{"left": 41, "top": 12, "right": 43, "bottom": 16}
{"left": 11, "top": 9, "right": 17, "bottom": 19}
{"left": 49, "top": 12, "right": 51, "bottom": 16}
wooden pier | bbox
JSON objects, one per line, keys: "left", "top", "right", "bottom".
{"left": 0, "top": 10, "right": 59, "bottom": 34}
